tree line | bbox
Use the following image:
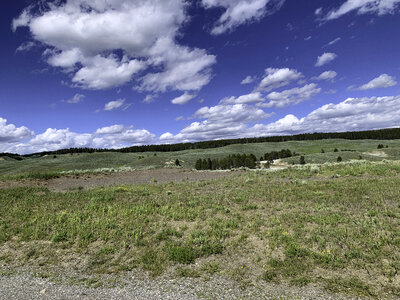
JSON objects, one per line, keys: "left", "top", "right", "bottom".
{"left": 194, "top": 149, "right": 295, "bottom": 170}
{"left": 195, "top": 154, "right": 258, "bottom": 170}
{"left": 2, "top": 127, "right": 400, "bottom": 158}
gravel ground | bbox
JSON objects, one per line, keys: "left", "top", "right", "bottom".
{"left": 0, "top": 269, "right": 368, "bottom": 300}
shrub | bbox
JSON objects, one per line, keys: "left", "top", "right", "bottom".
{"left": 175, "top": 159, "right": 181, "bottom": 166}
{"left": 299, "top": 156, "right": 306, "bottom": 165}
{"left": 310, "top": 165, "right": 320, "bottom": 173}
{"left": 334, "top": 148, "right": 339, "bottom": 152}
{"left": 337, "top": 156, "right": 343, "bottom": 162}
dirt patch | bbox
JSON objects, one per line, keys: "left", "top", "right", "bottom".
{"left": 363, "top": 151, "right": 388, "bottom": 158}
{"left": 0, "top": 168, "right": 237, "bottom": 192}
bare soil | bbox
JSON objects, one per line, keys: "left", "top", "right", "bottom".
{"left": 363, "top": 150, "right": 388, "bottom": 157}
{"left": 0, "top": 168, "right": 237, "bottom": 192}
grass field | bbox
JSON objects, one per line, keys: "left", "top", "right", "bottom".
{"left": 1, "top": 160, "right": 400, "bottom": 298}
{"left": 1, "top": 139, "right": 400, "bottom": 177}
{"left": 1, "top": 140, "right": 400, "bottom": 298}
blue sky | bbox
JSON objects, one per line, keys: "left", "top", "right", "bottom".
{"left": 1, "top": 0, "right": 400, "bottom": 154}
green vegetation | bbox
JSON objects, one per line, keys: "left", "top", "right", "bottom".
{"left": 1, "top": 139, "right": 400, "bottom": 177}
{"left": 1, "top": 161, "right": 400, "bottom": 298}
{"left": 195, "top": 154, "right": 257, "bottom": 170}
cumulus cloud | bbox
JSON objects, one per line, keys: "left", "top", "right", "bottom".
{"left": 104, "top": 99, "right": 126, "bottom": 111}
{"left": 313, "top": 71, "right": 337, "bottom": 81}
{"left": 249, "top": 95, "right": 400, "bottom": 136}
{"left": 62, "top": 94, "right": 85, "bottom": 104}
{"left": 72, "top": 55, "right": 146, "bottom": 90}
{"left": 160, "top": 103, "right": 272, "bottom": 143}
{"left": 315, "top": 53, "right": 337, "bottom": 67}
{"left": 241, "top": 75, "right": 256, "bottom": 84}
{"left": 202, "top": 0, "right": 285, "bottom": 35}
{"left": 13, "top": 0, "right": 216, "bottom": 92}
{"left": 0, "top": 118, "right": 33, "bottom": 144}
{"left": 220, "top": 92, "right": 264, "bottom": 105}
{"left": 138, "top": 38, "right": 216, "bottom": 92}
{"left": 142, "top": 95, "right": 157, "bottom": 104}
{"left": 260, "top": 83, "right": 321, "bottom": 108}
{"left": 2, "top": 124, "right": 156, "bottom": 154}
{"left": 171, "top": 92, "right": 196, "bottom": 105}
{"left": 323, "top": 0, "right": 400, "bottom": 20}
{"left": 161, "top": 94, "right": 400, "bottom": 144}
{"left": 256, "top": 68, "right": 303, "bottom": 91}
{"left": 356, "top": 74, "right": 397, "bottom": 90}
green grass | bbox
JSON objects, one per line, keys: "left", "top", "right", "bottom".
{"left": 1, "top": 139, "right": 400, "bottom": 177}
{"left": 1, "top": 161, "right": 400, "bottom": 298}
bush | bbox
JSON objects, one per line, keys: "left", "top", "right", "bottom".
{"left": 337, "top": 156, "right": 343, "bottom": 162}
{"left": 175, "top": 159, "right": 181, "bottom": 166}
{"left": 334, "top": 148, "right": 339, "bottom": 152}
{"left": 299, "top": 156, "right": 306, "bottom": 165}
{"left": 310, "top": 165, "right": 320, "bottom": 173}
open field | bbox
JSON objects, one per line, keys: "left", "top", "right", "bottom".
{"left": 1, "top": 157, "right": 400, "bottom": 299}
{"left": 1, "top": 139, "right": 400, "bottom": 177}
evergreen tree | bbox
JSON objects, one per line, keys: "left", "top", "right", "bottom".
{"left": 195, "top": 159, "right": 202, "bottom": 170}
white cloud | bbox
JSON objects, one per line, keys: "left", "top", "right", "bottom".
{"left": 72, "top": 55, "right": 146, "bottom": 90}
{"left": 323, "top": 37, "right": 341, "bottom": 48}
{"left": 261, "top": 83, "right": 321, "bottom": 108}
{"left": 256, "top": 68, "right": 303, "bottom": 91}
{"left": 202, "top": 0, "right": 285, "bottom": 35}
{"left": 0, "top": 118, "right": 33, "bottom": 144}
{"left": 15, "top": 41, "right": 36, "bottom": 53}
{"left": 160, "top": 103, "right": 272, "bottom": 143}
{"left": 323, "top": 0, "right": 400, "bottom": 20}
{"left": 220, "top": 92, "right": 264, "bottom": 104}
{"left": 142, "top": 95, "right": 157, "bottom": 104}
{"left": 250, "top": 95, "right": 400, "bottom": 136}
{"left": 357, "top": 74, "right": 397, "bottom": 90}
{"left": 195, "top": 104, "right": 269, "bottom": 123}
{"left": 2, "top": 124, "right": 156, "bottom": 154}
{"left": 313, "top": 71, "right": 337, "bottom": 81}
{"left": 138, "top": 38, "right": 216, "bottom": 92}
{"left": 13, "top": 0, "right": 216, "bottom": 92}
{"left": 315, "top": 7, "right": 323, "bottom": 15}
{"left": 62, "top": 94, "right": 85, "bottom": 104}
{"left": 104, "top": 99, "right": 126, "bottom": 111}
{"left": 95, "top": 125, "right": 126, "bottom": 135}
{"left": 241, "top": 75, "right": 256, "bottom": 84}
{"left": 315, "top": 53, "right": 337, "bottom": 67}
{"left": 171, "top": 92, "right": 196, "bottom": 105}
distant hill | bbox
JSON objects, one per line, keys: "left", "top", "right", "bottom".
{"left": 2, "top": 127, "right": 400, "bottom": 158}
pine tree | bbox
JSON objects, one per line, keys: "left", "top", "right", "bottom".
{"left": 195, "top": 159, "right": 202, "bottom": 170}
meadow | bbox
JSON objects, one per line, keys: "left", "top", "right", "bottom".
{"left": 1, "top": 138, "right": 400, "bottom": 177}
{"left": 0, "top": 139, "right": 400, "bottom": 299}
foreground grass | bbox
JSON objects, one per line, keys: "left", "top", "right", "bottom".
{"left": 1, "top": 163, "right": 400, "bottom": 298}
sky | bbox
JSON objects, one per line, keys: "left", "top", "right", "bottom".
{"left": 1, "top": 0, "right": 400, "bottom": 154}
